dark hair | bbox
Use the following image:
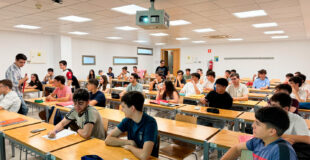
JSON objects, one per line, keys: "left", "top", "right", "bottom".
{"left": 99, "top": 75, "right": 108, "bottom": 91}
{"left": 230, "top": 73, "right": 240, "bottom": 79}
{"left": 295, "top": 72, "right": 301, "bottom": 76}
{"left": 131, "top": 73, "right": 139, "bottom": 80}
{"left": 156, "top": 71, "right": 164, "bottom": 78}
{"left": 231, "top": 69, "right": 236, "bottom": 73}
{"left": 163, "top": 80, "right": 179, "bottom": 100}
{"left": 275, "top": 84, "right": 292, "bottom": 94}
{"left": 289, "top": 76, "right": 302, "bottom": 87}
{"left": 59, "top": 60, "right": 67, "bottom": 66}
{"left": 270, "top": 93, "right": 292, "bottom": 108}
{"left": 206, "top": 71, "right": 216, "bottom": 78}
{"left": 122, "top": 66, "right": 127, "bottom": 70}
{"left": 160, "top": 60, "right": 164, "bottom": 63}
{"left": 48, "top": 68, "right": 54, "bottom": 72}
{"left": 88, "top": 69, "right": 96, "bottom": 80}
{"left": 215, "top": 78, "right": 229, "bottom": 87}
{"left": 0, "top": 79, "right": 13, "bottom": 89}
{"left": 255, "top": 107, "right": 290, "bottom": 136}
{"left": 177, "top": 70, "right": 184, "bottom": 75}
{"left": 225, "top": 70, "right": 231, "bottom": 74}
{"left": 191, "top": 73, "right": 200, "bottom": 79}
{"left": 185, "top": 68, "right": 191, "bottom": 72}
{"left": 285, "top": 73, "right": 293, "bottom": 78}
{"left": 54, "top": 75, "right": 66, "bottom": 85}
{"left": 88, "top": 78, "right": 99, "bottom": 87}
{"left": 258, "top": 69, "right": 267, "bottom": 75}
{"left": 31, "top": 73, "right": 40, "bottom": 83}
{"left": 73, "top": 89, "right": 90, "bottom": 102}
{"left": 133, "top": 66, "right": 137, "bottom": 69}
{"left": 109, "top": 67, "right": 113, "bottom": 71}
{"left": 197, "top": 68, "right": 203, "bottom": 72}
{"left": 121, "top": 91, "right": 144, "bottom": 112}
{"left": 298, "top": 74, "right": 306, "bottom": 83}
{"left": 98, "top": 70, "right": 103, "bottom": 74}
{"left": 15, "top": 53, "right": 27, "bottom": 61}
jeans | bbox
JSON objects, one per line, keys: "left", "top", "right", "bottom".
{"left": 18, "top": 95, "right": 28, "bottom": 115}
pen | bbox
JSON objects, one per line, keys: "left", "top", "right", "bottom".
{"left": 29, "top": 132, "right": 41, "bottom": 138}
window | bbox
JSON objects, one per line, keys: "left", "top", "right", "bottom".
{"left": 113, "top": 57, "right": 138, "bottom": 65}
{"left": 137, "top": 47, "right": 153, "bottom": 55}
{"left": 82, "top": 55, "right": 96, "bottom": 65}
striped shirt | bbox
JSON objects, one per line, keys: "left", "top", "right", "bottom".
{"left": 5, "top": 63, "right": 22, "bottom": 97}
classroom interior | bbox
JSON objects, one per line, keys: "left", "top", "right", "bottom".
{"left": 0, "top": 0, "right": 310, "bottom": 160}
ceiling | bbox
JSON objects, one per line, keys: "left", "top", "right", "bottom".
{"left": 0, "top": 0, "right": 309, "bottom": 46}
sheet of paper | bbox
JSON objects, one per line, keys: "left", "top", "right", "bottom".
{"left": 42, "top": 129, "right": 76, "bottom": 140}
{"left": 64, "top": 105, "right": 74, "bottom": 109}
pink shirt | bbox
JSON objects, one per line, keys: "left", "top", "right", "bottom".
{"left": 53, "top": 86, "right": 72, "bottom": 101}
{"left": 136, "top": 69, "right": 146, "bottom": 79}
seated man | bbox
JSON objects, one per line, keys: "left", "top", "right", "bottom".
{"left": 221, "top": 107, "right": 297, "bottom": 160}
{"left": 180, "top": 73, "right": 203, "bottom": 96}
{"left": 289, "top": 76, "right": 306, "bottom": 102}
{"left": 118, "top": 66, "right": 130, "bottom": 81}
{"left": 274, "top": 84, "right": 299, "bottom": 114}
{"left": 46, "top": 75, "right": 72, "bottom": 102}
{"left": 48, "top": 89, "right": 105, "bottom": 140}
{"left": 183, "top": 68, "right": 192, "bottom": 81}
{"left": 226, "top": 73, "right": 248, "bottom": 101}
{"left": 203, "top": 70, "right": 216, "bottom": 92}
{"left": 253, "top": 69, "right": 270, "bottom": 89}
{"left": 224, "top": 70, "right": 231, "bottom": 82}
{"left": 270, "top": 93, "right": 310, "bottom": 145}
{"left": 87, "top": 79, "right": 106, "bottom": 107}
{"left": 105, "top": 91, "right": 158, "bottom": 159}
{"left": 120, "top": 73, "right": 143, "bottom": 97}
{"left": 43, "top": 68, "right": 54, "bottom": 84}
{"left": 149, "top": 72, "right": 164, "bottom": 91}
{"left": 0, "top": 79, "right": 21, "bottom": 112}
{"left": 174, "top": 70, "right": 186, "bottom": 88}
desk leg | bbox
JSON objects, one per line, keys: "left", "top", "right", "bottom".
{"left": 45, "top": 107, "right": 49, "bottom": 123}
{"left": 234, "top": 119, "right": 240, "bottom": 131}
{"left": 0, "top": 132, "right": 6, "bottom": 160}
{"left": 203, "top": 141, "right": 209, "bottom": 160}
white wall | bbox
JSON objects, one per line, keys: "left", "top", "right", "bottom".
{"left": 160, "top": 40, "right": 310, "bottom": 80}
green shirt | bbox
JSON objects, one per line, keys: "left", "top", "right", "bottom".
{"left": 65, "top": 106, "right": 105, "bottom": 140}
{"left": 126, "top": 83, "right": 143, "bottom": 92}
{"left": 184, "top": 75, "right": 192, "bottom": 81}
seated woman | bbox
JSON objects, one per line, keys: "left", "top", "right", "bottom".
{"left": 156, "top": 80, "right": 179, "bottom": 104}
{"left": 87, "top": 69, "right": 96, "bottom": 81}
{"left": 98, "top": 75, "right": 110, "bottom": 93}
{"left": 25, "top": 73, "right": 43, "bottom": 98}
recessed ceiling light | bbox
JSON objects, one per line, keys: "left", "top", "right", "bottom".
{"left": 271, "top": 35, "right": 288, "bottom": 39}
{"left": 192, "top": 41, "right": 206, "bottom": 44}
{"left": 111, "top": 5, "right": 147, "bottom": 15}
{"left": 176, "top": 37, "right": 190, "bottom": 40}
{"left": 58, "top": 16, "right": 92, "bottom": 22}
{"left": 264, "top": 30, "right": 284, "bottom": 34}
{"left": 252, "top": 22, "right": 278, "bottom": 28}
{"left": 193, "top": 28, "right": 215, "bottom": 33}
{"left": 68, "top": 31, "right": 88, "bottom": 35}
{"left": 155, "top": 43, "right": 166, "bottom": 45}
{"left": 233, "top": 10, "right": 267, "bottom": 18}
{"left": 115, "top": 26, "right": 138, "bottom": 31}
{"left": 14, "top": 24, "right": 40, "bottom": 30}
{"left": 106, "top": 37, "right": 123, "bottom": 40}
{"left": 170, "top": 20, "right": 191, "bottom": 26}
{"left": 133, "top": 40, "right": 147, "bottom": 43}
{"left": 228, "top": 38, "right": 243, "bottom": 41}
{"left": 150, "top": 33, "right": 168, "bottom": 36}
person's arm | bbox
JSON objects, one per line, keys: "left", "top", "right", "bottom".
{"left": 56, "top": 93, "right": 71, "bottom": 102}
{"left": 149, "top": 80, "right": 156, "bottom": 91}
{"left": 292, "top": 88, "right": 305, "bottom": 102}
{"left": 105, "top": 127, "right": 136, "bottom": 146}
{"left": 123, "top": 141, "right": 154, "bottom": 160}
{"left": 77, "top": 123, "right": 94, "bottom": 139}
{"left": 89, "top": 99, "right": 98, "bottom": 106}
{"left": 48, "top": 118, "right": 71, "bottom": 138}
{"left": 167, "top": 91, "right": 179, "bottom": 103}
{"left": 193, "top": 81, "right": 201, "bottom": 94}
{"left": 155, "top": 89, "right": 164, "bottom": 100}
{"left": 221, "top": 142, "right": 248, "bottom": 160}
{"left": 252, "top": 74, "right": 257, "bottom": 82}
{"left": 233, "top": 94, "right": 248, "bottom": 101}
{"left": 282, "top": 134, "right": 310, "bottom": 144}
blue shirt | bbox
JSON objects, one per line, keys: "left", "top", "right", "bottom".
{"left": 117, "top": 112, "right": 158, "bottom": 157}
{"left": 246, "top": 138, "right": 297, "bottom": 160}
{"left": 89, "top": 91, "right": 106, "bottom": 107}
{"left": 253, "top": 78, "right": 270, "bottom": 89}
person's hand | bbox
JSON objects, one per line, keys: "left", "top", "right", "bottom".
{"left": 48, "top": 130, "right": 56, "bottom": 138}
{"left": 33, "top": 85, "right": 37, "bottom": 88}
{"left": 123, "top": 145, "right": 131, "bottom": 151}
{"left": 283, "top": 138, "right": 295, "bottom": 145}
{"left": 128, "top": 140, "right": 136, "bottom": 146}
{"left": 253, "top": 74, "right": 257, "bottom": 78}
{"left": 200, "top": 97, "right": 206, "bottom": 104}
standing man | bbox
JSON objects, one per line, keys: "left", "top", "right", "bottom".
{"left": 155, "top": 60, "right": 169, "bottom": 78}
{"left": 59, "top": 60, "right": 73, "bottom": 87}
{"left": 5, "top": 53, "right": 28, "bottom": 115}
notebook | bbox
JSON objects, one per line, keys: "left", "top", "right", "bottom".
{"left": 0, "top": 118, "right": 27, "bottom": 127}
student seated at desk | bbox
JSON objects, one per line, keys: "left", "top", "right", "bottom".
{"left": 283, "top": 73, "right": 294, "bottom": 84}
{"left": 274, "top": 84, "right": 299, "bottom": 114}
{"left": 107, "top": 67, "right": 115, "bottom": 79}
{"left": 253, "top": 69, "right": 270, "bottom": 89}
{"left": 203, "top": 70, "right": 216, "bottom": 92}
{"left": 298, "top": 74, "right": 310, "bottom": 98}
{"left": 149, "top": 72, "right": 164, "bottom": 91}
{"left": 289, "top": 76, "right": 306, "bottom": 102}
{"left": 174, "top": 70, "right": 186, "bottom": 88}
{"left": 87, "top": 79, "right": 106, "bottom": 107}
{"left": 98, "top": 75, "right": 110, "bottom": 93}
{"left": 0, "top": 79, "right": 21, "bottom": 112}
{"left": 221, "top": 107, "right": 297, "bottom": 160}
{"left": 42, "top": 68, "right": 54, "bottom": 84}
{"left": 46, "top": 75, "right": 72, "bottom": 102}
{"left": 120, "top": 73, "right": 143, "bottom": 97}
{"left": 105, "top": 91, "right": 159, "bottom": 159}
{"left": 118, "top": 66, "right": 130, "bottom": 81}
{"left": 157, "top": 80, "right": 179, "bottom": 103}
{"left": 184, "top": 68, "right": 191, "bottom": 81}
{"left": 197, "top": 68, "right": 206, "bottom": 84}
{"left": 133, "top": 66, "right": 146, "bottom": 80}
{"left": 87, "top": 69, "right": 96, "bottom": 81}
{"left": 48, "top": 89, "right": 105, "bottom": 140}
{"left": 226, "top": 73, "right": 248, "bottom": 101}
{"left": 224, "top": 70, "right": 231, "bottom": 82}
{"left": 26, "top": 73, "right": 43, "bottom": 91}
{"left": 269, "top": 93, "right": 310, "bottom": 146}
{"left": 180, "top": 73, "right": 203, "bottom": 96}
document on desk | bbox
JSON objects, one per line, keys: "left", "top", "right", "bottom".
{"left": 42, "top": 129, "right": 76, "bottom": 140}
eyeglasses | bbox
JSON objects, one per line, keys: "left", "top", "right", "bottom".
{"left": 231, "top": 78, "right": 237, "bottom": 80}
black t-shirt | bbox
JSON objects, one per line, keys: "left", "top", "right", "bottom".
{"left": 155, "top": 66, "right": 169, "bottom": 76}
{"left": 107, "top": 72, "right": 114, "bottom": 79}
{"left": 175, "top": 78, "right": 186, "bottom": 87}
{"left": 72, "top": 75, "right": 80, "bottom": 89}
{"left": 29, "top": 81, "right": 43, "bottom": 91}
{"left": 90, "top": 91, "right": 106, "bottom": 107}
{"left": 205, "top": 91, "right": 233, "bottom": 109}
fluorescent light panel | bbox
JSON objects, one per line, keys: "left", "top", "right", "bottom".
{"left": 233, "top": 10, "right": 267, "bottom": 18}
{"left": 228, "top": 38, "right": 243, "bottom": 41}
{"left": 133, "top": 40, "right": 147, "bottom": 43}
{"left": 193, "top": 28, "right": 215, "bottom": 33}
{"left": 252, "top": 22, "right": 278, "bottom": 28}
{"left": 115, "top": 26, "right": 138, "bottom": 31}
{"left": 58, "top": 15, "right": 92, "bottom": 22}
{"left": 176, "top": 37, "right": 189, "bottom": 40}
{"left": 155, "top": 43, "right": 165, "bottom": 45}
{"left": 106, "top": 37, "right": 123, "bottom": 40}
{"left": 170, "top": 20, "right": 191, "bottom": 26}
{"left": 14, "top": 24, "right": 40, "bottom": 30}
{"left": 150, "top": 33, "right": 168, "bottom": 36}
{"left": 271, "top": 36, "right": 288, "bottom": 39}
{"left": 192, "top": 41, "right": 206, "bottom": 43}
{"left": 68, "top": 31, "right": 88, "bottom": 35}
{"left": 111, "top": 5, "right": 147, "bottom": 15}
{"left": 264, "top": 30, "right": 284, "bottom": 34}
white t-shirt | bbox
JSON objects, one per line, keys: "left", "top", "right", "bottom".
{"left": 0, "top": 91, "right": 21, "bottom": 112}
{"left": 290, "top": 89, "right": 307, "bottom": 101}
{"left": 181, "top": 82, "right": 203, "bottom": 96}
{"left": 284, "top": 112, "right": 309, "bottom": 136}
{"left": 226, "top": 83, "right": 248, "bottom": 98}
{"left": 301, "top": 83, "right": 310, "bottom": 95}
{"left": 203, "top": 80, "right": 215, "bottom": 89}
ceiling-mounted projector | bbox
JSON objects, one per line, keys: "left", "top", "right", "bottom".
{"left": 136, "top": 0, "right": 169, "bottom": 29}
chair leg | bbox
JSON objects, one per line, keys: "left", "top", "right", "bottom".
{"left": 11, "top": 142, "right": 15, "bottom": 157}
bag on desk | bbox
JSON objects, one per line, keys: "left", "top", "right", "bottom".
{"left": 82, "top": 155, "right": 103, "bottom": 160}
{"left": 111, "top": 93, "right": 120, "bottom": 99}
{"left": 206, "top": 108, "right": 219, "bottom": 114}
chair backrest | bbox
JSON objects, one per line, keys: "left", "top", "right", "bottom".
{"left": 48, "top": 107, "right": 58, "bottom": 124}
{"left": 102, "top": 118, "right": 109, "bottom": 138}
{"left": 175, "top": 114, "right": 197, "bottom": 124}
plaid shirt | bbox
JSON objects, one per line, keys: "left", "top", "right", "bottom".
{"left": 5, "top": 63, "right": 22, "bottom": 97}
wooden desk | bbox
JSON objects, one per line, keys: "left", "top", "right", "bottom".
{"left": 112, "top": 79, "right": 129, "bottom": 87}
{"left": 24, "top": 88, "right": 40, "bottom": 97}
{"left": 99, "top": 108, "right": 124, "bottom": 124}
{"left": 183, "top": 94, "right": 205, "bottom": 101}
{"left": 207, "top": 129, "right": 251, "bottom": 149}
{"left": 3, "top": 123, "right": 85, "bottom": 159}
{"left": 248, "top": 93, "right": 268, "bottom": 100}
{"left": 232, "top": 100, "right": 260, "bottom": 110}
{"left": 248, "top": 88, "right": 274, "bottom": 94}
{"left": 306, "top": 119, "right": 310, "bottom": 130}
{"left": 52, "top": 138, "right": 144, "bottom": 160}
{"left": 0, "top": 110, "right": 41, "bottom": 131}
{"left": 257, "top": 101, "right": 268, "bottom": 107}
{"left": 298, "top": 109, "right": 310, "bottom": 118}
